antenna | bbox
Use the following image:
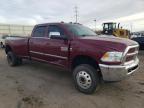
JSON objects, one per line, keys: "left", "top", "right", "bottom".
{"left": 74, "top": 6, "right": 78, "bottom": 23}
{"left": 94, "top": 19, "right": 96, "bottom": 32}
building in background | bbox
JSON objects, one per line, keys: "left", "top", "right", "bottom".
{"left": 0, "top": 24, "right": 34, "bottom": 37}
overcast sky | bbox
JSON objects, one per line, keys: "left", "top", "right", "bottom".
{"left": 0, "top": 0, "right": 144, "bottom": 31}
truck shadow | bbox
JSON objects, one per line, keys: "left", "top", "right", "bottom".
{"left": 2, "top": 51, "right": 142, "bottom": 96}
{"left": 20, "top": 59, "right": 134, "bottom": 95}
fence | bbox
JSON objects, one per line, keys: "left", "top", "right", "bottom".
{"left": 0, "top": 24, "right": 34, "bottom": 36}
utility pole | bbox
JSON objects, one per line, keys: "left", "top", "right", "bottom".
{"left": 8, "top": 25, "right": 11, "bottom": 36}
{"left": 22, "top": 26, "right": 25, "bottom": 35}
{"left": 130, "top": 23, "right": 133, "bottom": 33}
{"left": 94, "top": 19, "right": 96, "bottom": 32}
{"left": 74, "top": 6, "right": 78, "bottom": 23}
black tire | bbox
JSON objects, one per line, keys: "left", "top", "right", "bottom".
{"left": 7, "top": 51, "right": 21, "bottom": 66}
{"left": 73, "top": 64, "right": 99, "bottom": 94}
{"left": 17, "top": 58, "right": 22, "bottom": 65}
{"left": 0, "top": 42, "right": 3, "bottom": 48}
{"left": 2, "top": 45, "right": 5, "bottom": 48}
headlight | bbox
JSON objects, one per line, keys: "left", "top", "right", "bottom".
{"left": 101, "top": 52, "right": 123, "bottom": 62}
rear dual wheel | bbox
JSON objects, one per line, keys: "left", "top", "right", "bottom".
{"left": 0, "top": 42, "right": 4, "bottom": 48}
{"left": 7, "top": 51, "right": 22, "bottom": 66}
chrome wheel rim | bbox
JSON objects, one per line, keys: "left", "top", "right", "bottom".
{"left": 76, "top": 71, "right": 92, "bottom": 89}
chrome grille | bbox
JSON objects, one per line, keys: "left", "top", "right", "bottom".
{"left": 122, "top": 45, "right": 139, "bottom": 64}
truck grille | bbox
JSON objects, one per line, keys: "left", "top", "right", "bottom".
{"left": 122, "top": 45, "right": 139, "bottom": 64}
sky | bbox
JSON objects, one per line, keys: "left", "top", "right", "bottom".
{"left": 0, "top": 0, "right": 144, "bottom": 32}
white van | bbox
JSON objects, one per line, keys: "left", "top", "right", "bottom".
{"left": 0, "top": 35, "right": 8, "bottom": 48}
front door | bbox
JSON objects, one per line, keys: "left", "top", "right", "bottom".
{"left": 43, "top": 25, "right": 69, "bottom": 67}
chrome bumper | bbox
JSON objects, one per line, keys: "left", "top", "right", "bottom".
{"left": 99, "top": 58, "right": 139, "bottom": 81}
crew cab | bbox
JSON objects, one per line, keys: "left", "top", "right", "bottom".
{"left": 5, "top": 23, "right": 139, "bottom": 94}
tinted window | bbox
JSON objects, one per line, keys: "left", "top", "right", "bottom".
{"left": 48, "top": 25, "right": 64, "bottom": 36}
{"left": 104, "top": 24, "right": 108, "bottom": 29}
{"left": 33, "top": 26, "right": 46, "bottom": 37}
{"left": 66, "top": 24, "right": 96, "bottom": 37}
{"left": 2, "top": 36, "right": 6, "bottom": 39}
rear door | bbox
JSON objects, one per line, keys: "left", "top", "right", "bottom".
{"left": 29, "top": 25, "right": 48, "bottom": 60}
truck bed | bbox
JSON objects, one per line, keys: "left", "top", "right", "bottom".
{"left": 5, "top": 36, "right": 30, "bottom": 58}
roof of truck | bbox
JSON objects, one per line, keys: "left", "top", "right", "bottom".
{"left": 35, "top": 22, "right": 82, "bottom": 26}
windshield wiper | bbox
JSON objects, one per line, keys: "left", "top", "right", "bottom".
{"left": 80, "top": 34, "right": 96, "bottom": 37}
{"left": 81, "top": 34, "right": 87, "bottom": 37}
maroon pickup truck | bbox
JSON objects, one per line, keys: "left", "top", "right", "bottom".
{"left": 5, "top": 23, "right": 139, "bottom": 94}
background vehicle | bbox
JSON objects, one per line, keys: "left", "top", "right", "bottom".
{"left": 132, "top": 36, "right": 144, "bottom": 50}
{"left": 97, "top": 22, "right": 130, "bottom": 39}
{"left": 5, "top": 23, "right": 139, "bottom": 94}
{"left": 131, "top": 32, "right": 144, "bottom": 38}
{"left": 0, "top": 35, "right": 8, "bottom": 48}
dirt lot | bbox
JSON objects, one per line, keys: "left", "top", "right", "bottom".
{"left": 0, "top": 49, "right": 144, "bottom": 108}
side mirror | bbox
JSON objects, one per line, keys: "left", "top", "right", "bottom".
{"left": 49, "top": 32, "right": 60, "bottom": 37}
{"left": 49, "top": 32, "right": 68, "bottom": 40}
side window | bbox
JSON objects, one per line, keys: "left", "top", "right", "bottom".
{"left": 48, "top": 25, "right": 64, "bottom": 37}
{"left": 104, "top": 24, "right": 108, "bottom": 29}
{"left": 33, "top": 26, "right": 46, "bottom": 37}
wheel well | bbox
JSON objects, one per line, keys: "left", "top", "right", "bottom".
{"left": 5, "top": 45, "right": 12, "bottom": 54}
{"left": 72, "top": 55, "right": 102, "bottom": 76}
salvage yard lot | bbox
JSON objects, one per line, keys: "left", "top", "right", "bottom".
{"left": 0, "top": 49, "right": 144, "bottom": 108}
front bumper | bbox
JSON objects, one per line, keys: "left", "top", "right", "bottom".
{"left": 99, "top": 58, "right": 139, "bottom": 81}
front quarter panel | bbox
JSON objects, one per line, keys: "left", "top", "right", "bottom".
{"left": 70, "top": 39, "right": 105, "bottom": 64}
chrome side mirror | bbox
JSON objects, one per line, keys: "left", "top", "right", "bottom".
{"left": 49, "top": 32, "right": 60, "bottom": 38}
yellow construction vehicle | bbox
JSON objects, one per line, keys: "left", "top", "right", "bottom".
{"left": 102, "top": 22, "right": 130, "bottom": 38}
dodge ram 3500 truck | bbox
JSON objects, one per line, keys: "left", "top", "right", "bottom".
{"left": 5, "top": 23, "right": 139, "bottom": 94}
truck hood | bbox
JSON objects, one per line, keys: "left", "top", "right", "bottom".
{"left": 80, "top": 35, "right": 138, "bottom": 51}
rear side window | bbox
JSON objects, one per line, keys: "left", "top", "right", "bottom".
{"left": 33, "top": 26, "right": 46, "bottom": 37}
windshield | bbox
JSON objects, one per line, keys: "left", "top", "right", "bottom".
{"left": 104, "top": 23, "right": 116, "bottom": 30}
{"left": 112, "top": 23, "right": 116, "bottom": 29}
{"left": 66, "top": 24, "right": 97, "bottom": 37}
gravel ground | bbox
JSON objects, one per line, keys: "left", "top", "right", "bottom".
{"left": 0, "top": 49, "right": 144, "bottom": 108}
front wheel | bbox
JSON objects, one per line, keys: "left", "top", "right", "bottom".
{"left": 0, "top": 42, "right": 4, "bottom": 48}
{"left": 73, "top": 64, "right": 99, "bottom": 94}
